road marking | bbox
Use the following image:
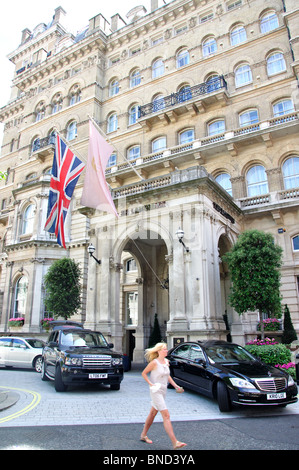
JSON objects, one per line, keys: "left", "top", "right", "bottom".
{"left": 0, "top": 386, "right": 41, "bottom": 424}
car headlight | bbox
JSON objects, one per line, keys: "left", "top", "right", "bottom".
{"left": 64, "top": 357, "right": 82, "bottom": 366}
{"left": 229, "top": 378, "right": 256, "bottom": 390}
{"left": 112, "top": 357, "right": 123, "bottom": 366}
{"left": 288, "top": 375, "right": 295, "bottom": 387}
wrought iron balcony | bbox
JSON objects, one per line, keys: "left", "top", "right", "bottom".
{"left": 138, "top": 76, "right": 227, "bottom": 118}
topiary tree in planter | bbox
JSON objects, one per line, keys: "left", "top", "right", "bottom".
{"left": 148, "top": 313, "right": 162, "bottom": 347}
{"left": 281, "top": 304, "right": 297, "bottom": 345}
{"left": 43, "top": 257, "right": 82, "bottom": 320}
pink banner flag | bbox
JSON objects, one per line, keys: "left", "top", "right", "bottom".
{"left": 81, "top": 120, "right": 118, "bottom": 217}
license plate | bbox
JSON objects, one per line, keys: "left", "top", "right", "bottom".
{"left": 267, "top": 392, "right": 286, "bottom": 400}
{"left": 89, "top": 373, "right": 108, "bottom": 379}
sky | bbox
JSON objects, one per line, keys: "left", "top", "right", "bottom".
{"left": 0, "top": 0, "right": 159, "bottom": 141}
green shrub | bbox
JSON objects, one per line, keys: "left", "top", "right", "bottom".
{"left": 245, "top": 343, "right": 291, "bottom": 366}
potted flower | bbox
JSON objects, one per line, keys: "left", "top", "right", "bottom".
{"left": 40, "top": 317, "right": 54, "bottom": 331}
{"left": 257, "top": 318, "right": 281, "bottom": 331}
{"left": 8, "top": 317, "right": 25, "bottom": 328}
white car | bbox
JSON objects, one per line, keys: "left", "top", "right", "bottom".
{"left": 0, "top": 336, "right": 44, "bottom": 372}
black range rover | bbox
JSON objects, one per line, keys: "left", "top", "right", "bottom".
{"left": 41, "top": 321, "right": 123, "bottom": 392}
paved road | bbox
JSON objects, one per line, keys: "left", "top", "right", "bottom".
{"left": 0, "top": 365, "right": 299, "bottom": 451}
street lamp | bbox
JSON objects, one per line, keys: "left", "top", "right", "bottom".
{"left": 87, "top": 243, "right": 101, "bottom": 264}
{"left": 176, "top": 228, "right": 189, "bottom": 252}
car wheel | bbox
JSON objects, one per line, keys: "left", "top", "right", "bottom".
{"left": 110, "top": 383, "right": 120, "bottom": 390}
{"left": 55, "top": 366, "right": 67, "bottom": 392}
{"left": 41, "top": 360, "right": 50, "bottom": 381}
{"left": 34, "top": 356, "right": 43, "bottom": 373}
{"left": 217, "top": 381, "right": 231, "bottom": 412}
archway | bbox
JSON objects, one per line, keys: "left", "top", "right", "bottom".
{"left": 118, "top": 229, "right": 169, "bottom": 362}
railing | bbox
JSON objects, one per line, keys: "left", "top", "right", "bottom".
{"left": 138, "top": 76, "right": 227, "bottom": 118}
{"left": 31, "top": 135, "right": 56, "bottom": 154}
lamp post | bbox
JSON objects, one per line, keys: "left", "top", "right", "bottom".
{"left": 87, "top": 243, "right": 101, "bottom": 264}
{"left": 176, "top": 228, "right": 189, "bottom": 252}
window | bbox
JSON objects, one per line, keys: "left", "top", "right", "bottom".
{"left": 215, "top": 173, "right": 232, "bottom": 196}
{"left": 282, "top": 157, "right": 299, "bottom": 189}
{"left": 126, "top": 258, "right": 137, "bottom": 272}
{"left": 273, "top": 99, "right": 294, "bottom": 117}
{"left": 178, "top": 85, "right": 192, "bottom": 102}
{"left": 173, "top": 344, "right": 190, "bottom": 359}
{"left": 208, "top": 120, "right": 225, "bottom": 136}
{"left": 109, "top": 79, "right": 119, "bottom": 97}
{"left": 35, "top": 102, "right": 45, "bottom": 122}
{"left": 130, "top": 69, "right": 141, "bottom": 88}
{"left": 152, "top": 94, "right": 165, "bottom": 112}
{"left": 107, "top": 153, "right": 117, "bottom": 167}
{"left": 292, "top": 236, "right": 299, "bottom": 251}
{"left": 129, "top": 105, "right": 138, "bottom": 125}
{"left": 127, "top": 145, "right": 140, "bottom": 160}
{"left": 22, "top": 204, "right": 35, "bottom": 234}
{"left": 235, "top": 64, "right": 252, "bottom": 87}
{"left": 69, "top": 85, "right": 81, "bottom": 105}
{"left": 267, "top": 52, "right": 286, "bottom": 76}
{"left": 260, "top": 11, "right": 279, "bottom": 34}
{"left": 152, "top": 59, "right": 164, "bottom": 78}
{"left": 179, "top": 129, "right": 194, "bottom": 144}
{"left": 51, "top": 93, "right": 63, "bottom": 114}
{"left": 202, "top": 37, "right": 217, "bottom": 57}
{"left": 239, "top": 109, "right": 259, "bottom": 127}
{"left": 230, "top": 25, "right": 246, "bottom": 45}
{"left": 13, "top": 276, "right": 28, "bottom": 318}
{"left": 152, "top": 137, "right": 166, "bottom": 152}
{"left": 66, "top": 121, "right": 77, "bottom": 140}
{"left": 125, "top": 292, "right": 138, "bottom": 326}
{"left": 107, "top": 113, "right": 117, "bottom": 133}
{"left": 176, "top": 49, "right": 189, "bottom": 68}
{"left": 246, "top": 165, "right": 269, "bottom": 196}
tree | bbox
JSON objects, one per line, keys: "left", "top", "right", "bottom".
{"left": 281, "top": 304, "right": 297, "bottom": 345}
{"left": 148, "top": 313, "right": 162, "bottom": 347}
{"left": 43, "top": 257, "right": 82, "bottom": 320}
{"left": 223, "top": 230, "right": 283, "bottom": 339}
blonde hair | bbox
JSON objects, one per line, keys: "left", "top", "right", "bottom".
{"left": 144, "top": 342, "right": 167, "bottom": 363}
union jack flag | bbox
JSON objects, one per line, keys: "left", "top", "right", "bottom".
{"left": 44, "top": 134, "right": 85, "bottom": 248}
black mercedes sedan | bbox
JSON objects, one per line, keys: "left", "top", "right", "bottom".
{"left": 167, "top": 340, "right": 298, "bottom": 412}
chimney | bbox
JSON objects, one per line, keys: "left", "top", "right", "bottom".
{"left": 110, "top": 14, "right": 127, "bottom": 32}
{"left": 21, "top": 28, "right": 31, "bottom": 44}
{"left": 151, "top": 0, "right": 159, "bottom": 11}
{"left": 53, "top": 6, "right": 66, "bottom": 25}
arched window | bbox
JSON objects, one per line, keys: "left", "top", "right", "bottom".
{"left": 13, "top": 276, "right": 28, "bottom": 318}
{"left": 246, "top": 165, "right": 269, "bottom": 196}
{"left": 35, "top": 102, "right": 46, "bottom": 122}
{"left": 107, "top": 113, "right": 118, "bottom": 133}
{"left": 129, "top": 105, "right": 138, "bottom": 125}
{"left": 51, "top": 93, "right": 63, "bottom": 114}
{"left": 152, "top": 137, "right": 166, "bottom": 152}
{"left": 267, "top": 52, "right": 286, "bottom": 76}
{"left": 127, "top": 145, "right": 140, "bottom": 160}
{"left": 109, "top": 79, "right": 119, "bottom": 97}
{"left": 22, "top": 204, "right": 35, "bottom": 234}
{"left": 208, "top": 120, "right": 225, "bottom": 136}
{"left": 202, "top": 37, "right": 217, "bottom": 57}
{"left": 66, "top": 121, "right": 77, "bottom": 140}
{"left": 260, "top": 11, "right": 279, "bottom": 33}
{"left": 282, "top": 156, "right": 299, "bottom": 189}
{"left": 152, "top": 59, "right": 164, "bottom": 78}
{"left": 126, "top": 258, "right": 137, "bottom": 272}
{"left": 273, "top": 99, "right": 294, "bottom": 117}
{"left": 152, "top": 94, "right": 165, "bottom": 112}
{"left": 179, "top": 128, "right": 194, "bottom": 144}
{"left": 235, "top": 64, "right": 252, "bottom": 87}
{"left": 107, "top": 153, "right": 117, "bottom": 167}
{"left": 230, "top": 25, "right": 247, "bottom": 46}
{"left": 69, "top": 85, "right": 81, "bottom": 105}
{"left": 239, "top": 109, "right": 259, "bottom": 127}
{"left": 176, "top": 49, "right": 189, "bottom": 68}
{"left": 178, "top": 85, "right": 192, "bottom": 102}
{"left": 130, "top": 69, "right": 141, "bottom": 88}
{"left": 292, "top": 235, "right": 299, "bottom": 251}
{"left": 216, "top": 173, "right": 232, "bottom": 196}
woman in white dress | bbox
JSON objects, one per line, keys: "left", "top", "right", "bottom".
{"left": 140, "top": 342, "right": 187, "bottom": 449}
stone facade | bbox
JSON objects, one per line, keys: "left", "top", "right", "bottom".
{"left": 0, "top": 0, "right": 298, "bottom": 361}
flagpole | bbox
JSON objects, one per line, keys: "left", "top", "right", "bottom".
{"left": 88, "top": 115, "right": 144, "bottom": 181}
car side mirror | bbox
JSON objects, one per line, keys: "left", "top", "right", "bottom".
{"left": 108, "top": 343, "right": 114, "bottom": 348}
{"left": 48, "top": 341, "right": 58, "bottom": 348}
{"left": 195, "top": 358, "right": 206, "bottom": 366}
